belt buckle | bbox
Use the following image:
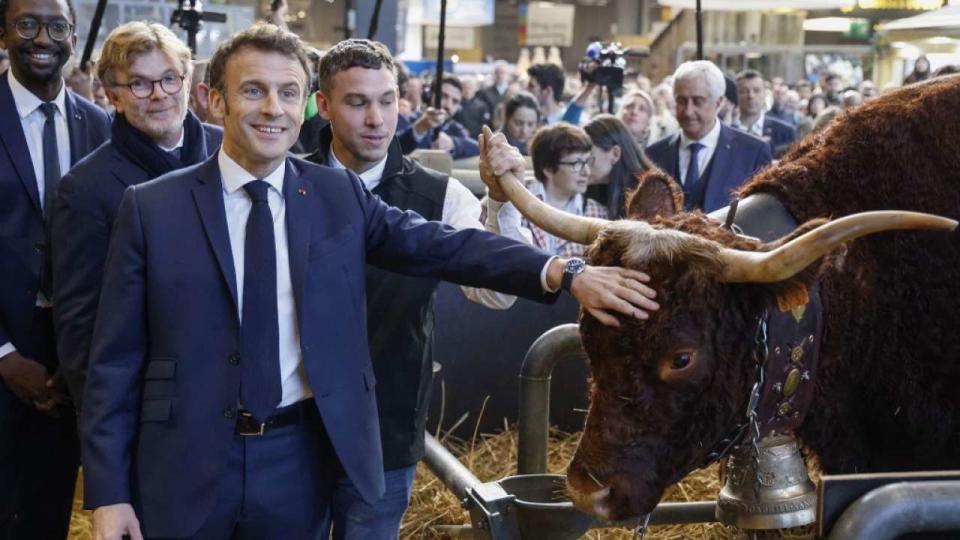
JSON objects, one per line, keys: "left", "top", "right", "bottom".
{"left": 236, "top": 410, "right": 266, "bottom": 437}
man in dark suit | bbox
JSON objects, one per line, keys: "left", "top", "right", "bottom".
{"left": 52, "top": 21, "right": 222, "bottom": 412}
{"left": 646, "top": 61, "right": 772, "bottom": 213}
{"left": 0, "top": 0, "right": 110, "bottom": 537}
{"left": 84, "top": 24, "right": 659, "bottom": 540}
{"left": 733, "top": 69, "right": 797, "bottom": 157}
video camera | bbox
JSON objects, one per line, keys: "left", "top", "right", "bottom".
{"left": 578, "top": 41, "right": 627, "bottom": 91}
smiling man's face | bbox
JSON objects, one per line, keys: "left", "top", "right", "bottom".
{"left": 0, "top": 0, "right": 76, "bottom": 91}
{"left": 209, "top": 46, "right": 308, "bottom": 177}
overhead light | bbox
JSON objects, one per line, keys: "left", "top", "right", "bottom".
{"left": 803, "top": 17, "right": 855, "bottom": 32}
{"left": 928, "top": 36, "right": 955, "bottom": 44}
{"left": 891, "top": 41, "right": 907, "bottom": 48}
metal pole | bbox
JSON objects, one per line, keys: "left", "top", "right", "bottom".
{"left": 80, "top": 0, "right": 108, "bottom": 70}
{"left": 366, "top": 0, "right": 385, "bottom": 39}
{"left": 517, "top": 324, "right": 587, "bottom": 475}
{"left": 696, "top": 0, "right": 704, "bottom": 60}
{"left": 423, "top": 433, "right": 482, "bottom": 501}
{"left": 829, "top": 481, "right": 960, "bottom": 540}
{"left": 431, "top": 0, "right": 448, "bottom": 143}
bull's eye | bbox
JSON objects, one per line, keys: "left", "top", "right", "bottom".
{"left": 672, "top": 353, "right": 692, "bottom": 370}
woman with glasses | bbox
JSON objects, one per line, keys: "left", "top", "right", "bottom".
{"left": 521, "top": 122, "right": 608, "bottom": 257}
{"left": 584, "top": 114, "right": 652, "bottom": 220}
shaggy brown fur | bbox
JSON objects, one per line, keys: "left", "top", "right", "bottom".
{"left": 566, "top": 76, "right": 960, "bottom": 521}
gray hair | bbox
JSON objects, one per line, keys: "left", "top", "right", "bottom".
{"left": 672, "top": 60, "right": 725, "bottom": 101}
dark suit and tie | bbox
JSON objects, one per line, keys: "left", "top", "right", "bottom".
{"left": 0, "top": 69, "right": 110, "bottom": 538}
{"left": 52, "top": 113, "right": 222, "bottom": 410}
{"left": 646, "top": 121, "right": 772, "bottom": 212}
{"left": 81, "top": 153, "right": 556, "bottom": 538}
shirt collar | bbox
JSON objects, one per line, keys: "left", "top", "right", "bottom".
{"left": 218, "top": 149, "right": 286, "bottom": 196}
{"left": 735, "top": 111, "right": 764, "bottom": 135}
{"left": 7, "top": 70, "right": 67, "bottom": 120}
{"left": 157, "top": 128, "right": 186, "bottom": 153}
{"left": 327, "top": 147, "right": 388, "bottom": 191}
{"left": 680, "top": 116, "right": 722, "bottom": 150}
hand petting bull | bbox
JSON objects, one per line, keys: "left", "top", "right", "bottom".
{"left": 482, "top": 74, "right": 960, "bottom": 521}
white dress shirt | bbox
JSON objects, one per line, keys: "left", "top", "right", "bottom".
{"left": 327, "top": 148, "right": 535, "bottom": 309}
{"left": 678, "top": 117, "right": 722, "bottom": 185}
{"left": 733, "top": 111, "right": 765, "bottom": 139}
{"left": 7, "top": 70, "right": 71, "bottom": 212}
{"left": 0, "top": 72, "right": 71, "bottom": 359}
{"left": 219, "top": 151, "right": 311, "bottom": 408}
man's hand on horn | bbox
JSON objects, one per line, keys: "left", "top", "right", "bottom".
{"left": 478, "top": 130, "right": 523, "bottom": 203}
{"left": 546, "top": 259, "right": 660, "bottom": 328}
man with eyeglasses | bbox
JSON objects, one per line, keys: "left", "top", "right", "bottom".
{"left": 0, "top": 0, "right": 110, "bottom": 537}
{"left": 52, "top": 22, "right": 222, "bottom": 417}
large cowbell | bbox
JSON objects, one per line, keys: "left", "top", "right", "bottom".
{"left": 716, "top": 434, "right": 817, "bottom": 529}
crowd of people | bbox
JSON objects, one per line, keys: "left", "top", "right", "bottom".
{"left": 0, "top": 0, "right": 956, "bottom": 539}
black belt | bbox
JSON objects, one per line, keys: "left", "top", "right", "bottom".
{"left": 235, "top": 399, "right": 314, "bottom": 437}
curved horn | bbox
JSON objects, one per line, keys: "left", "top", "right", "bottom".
{"left": 720, "top": 211, "right": 958, "bottom": 283}
{"left": 481, "top": 126, "right": 608, "bottom": 245}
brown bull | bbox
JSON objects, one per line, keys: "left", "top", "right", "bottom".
{"left": 485, "top": 75, "right": 960, "bottom": 521}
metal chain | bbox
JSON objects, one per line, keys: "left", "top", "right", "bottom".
{"left": 748, "top": 312, "right": 769, "bottom": 495}
{"left": 631, "top": 512, "right": 652, "bottom": 540}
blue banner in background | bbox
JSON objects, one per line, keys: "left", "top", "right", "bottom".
{"left": 402, "top": 59, "right": 455, "bottom": 77}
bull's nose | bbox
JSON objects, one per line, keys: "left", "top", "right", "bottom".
{"left": 568, "top": 484, "right": 612, "bottom": 519}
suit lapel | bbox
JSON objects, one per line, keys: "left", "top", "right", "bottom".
{"left": 667, "top": 134, "right": 682, "bottom": 189}
{"left": 283, "top": 159, "right": 311, "bottom": 324}
{"left": 0, "top": 75, "right": 42, "bottom": 216}
{"left": 64, "top": 90, "right": 86, "bottom": 166}
{"left": 704, "top": 125, "right": 735, "bottom": 210}
{"left": 191, "top": 155, "right": 239, "bottom": 315}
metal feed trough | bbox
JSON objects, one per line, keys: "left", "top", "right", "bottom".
{"left": 421, "top": 324, "right": 960, "bottom": 539}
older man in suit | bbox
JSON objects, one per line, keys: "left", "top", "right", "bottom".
{"left": 646, "top": 61, "right": 772, "bottom": 213}
{"left": 0, "top": 0, "right": 110, "bottom": 537}
{"left": 52, "top": 22, "right": 222, "bottom": 412}
{"left": 84, "top": 24, "right": 660, "bottom": 540}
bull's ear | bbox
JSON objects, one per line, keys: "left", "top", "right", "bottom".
{"left": 752, "top": 219, "right": 832, "bottom": 312}
{"left": 626, "top": 169, "right": 684, "bottom": 220}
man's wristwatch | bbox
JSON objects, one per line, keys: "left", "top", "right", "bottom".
{"left": 560, "top": 257, "right": 586, "bottom": 292}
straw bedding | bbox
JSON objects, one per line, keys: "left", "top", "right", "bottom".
{"left": 67, "top": 427, "right": 815, "bottom": 539}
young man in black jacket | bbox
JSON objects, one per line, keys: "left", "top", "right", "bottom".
{"left": 309, "top": 39, "right": 528, "bottom": 539}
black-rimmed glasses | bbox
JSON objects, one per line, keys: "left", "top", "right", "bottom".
{"left": 14, "top": 18, "right": 74, "bottom": 42}
{"left": 114, "top": 74, "right": 185, "bottom": 99}
{"left": 557, "top": 156, "right": 594, "bottom": 174}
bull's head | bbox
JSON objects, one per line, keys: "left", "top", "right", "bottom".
{"left": 489, "top": 149, "right": 957, "bottom": 520}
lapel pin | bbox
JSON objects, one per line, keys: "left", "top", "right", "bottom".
{"left": 298, "top": 187, "right": 307, "bottom": 196}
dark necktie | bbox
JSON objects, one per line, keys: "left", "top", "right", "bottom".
{"left": 240, "top": 180, "right": 282, "bottom": 420}
{"left": 684, "top": 142, "right": 704, "bottom": 210}
{"left": 40, "top": 102, "right": 61, "bottom": 299}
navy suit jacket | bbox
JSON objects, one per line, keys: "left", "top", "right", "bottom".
{"left": 645, "top": 123, "right": 772, "bottom": 213}
{"left": 0, "top": 74, "right": 110, "bottom": 364}
{"left": 80, "top": 155, "right": 554, "bottom": 538}
{"left": 52, "top": 124, "right": 222, "bottom": 407}
{"left": 762, "top": 115, "right": 797, "bottom": 157}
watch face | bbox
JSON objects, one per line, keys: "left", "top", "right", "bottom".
{"left": 566, "top": 257, "right": 586, "bottom": 274}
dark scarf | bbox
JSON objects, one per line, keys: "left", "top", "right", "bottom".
{"left": 111, "top": 110, "right": 208, "bottom": 178}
